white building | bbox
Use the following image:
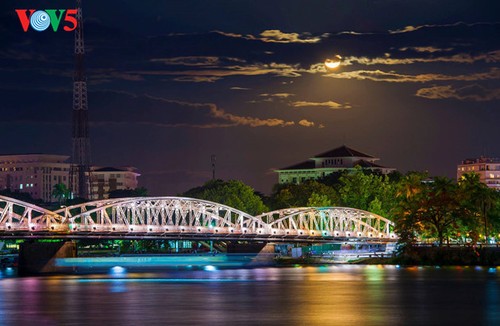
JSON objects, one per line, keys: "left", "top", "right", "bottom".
{"left": 275, "top": 145, "right": 396, "bottom": 184}
{"left": 91, "top": 166, "right": 140, "bottom": 199}
{"left": 0, "top": 154, "right": 72, "bottom": 202}
{"left": 457, "top": 157, "right": 500, "bottom": 190}
{"left": 0, "top": 154, "right": 140, "bottom": 202}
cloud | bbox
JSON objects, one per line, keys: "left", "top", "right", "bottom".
{"left": 298, "top": 119, "right": 315, "bottom": 127}
{"left": 129, "top": 62, "right": 302, "bottom": 82}
{"left": 415, "top": 84, "right": 500, "bottom": 101}
{"left": 260, "top": 93, "right": 295, "bottom": 98}
{"left": 324, "top": 67, "right": 500, "bottom": 83}
{"left": 143, "top": 95, "right": 297, "bottom": 128}
{"left": 399, "top": 46, "right": 454, "bottom": 53}
{"left": 230, "top": 87, "right": 251, "bottom": 90}
{"left": 250, "top": 93, "right": 296, "bottom": 104}
{"left": 91, "top": 71, "right": 145, "bottom": 83}
{"left": 290, "top": 101, "right": 351, "bottom": 109}
{"left": 214, "top": 29, "right": 327, "bottom": 43}
{"left": 173, "top": 76, "right": 221, "bottom": 82}
{"left": 151, "top": 56, "right": 220, "bottom": 66}
{"left": 388, "top": 21, "right": 500, "bottom": 34}
{"left": 335, "top": 31, "right": 372, "bottom": 36}
{"left": 131, "top": 95, "right": 322, "bottom": 128}
{"left": 151, "top": 56, "right": 245, "bottom": 66}
{"left": 342, "top": 50, "right": 500, "bottom": 66}
{"left": 258, "top": 30, "right": 324, "bottom": 43}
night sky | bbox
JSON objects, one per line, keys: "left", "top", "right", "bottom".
{"left": 1, "top": 0, "right": 499, "bottom": 195}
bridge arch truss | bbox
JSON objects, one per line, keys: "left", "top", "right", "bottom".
{"left": 0, "top": 196, "right": 396, "bottom": 241}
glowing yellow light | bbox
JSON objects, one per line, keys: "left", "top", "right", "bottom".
{"left": 324, "top": 55, "right": 342, "bottom": 69}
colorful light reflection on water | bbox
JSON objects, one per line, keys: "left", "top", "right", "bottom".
{"left": 0, "top": 265, "right": 498, "bottom": 325}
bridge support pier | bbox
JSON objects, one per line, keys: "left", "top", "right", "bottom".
{"left": 18, "top": 241, "right": 77, "bottom": 276}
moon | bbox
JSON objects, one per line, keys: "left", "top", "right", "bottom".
{"left": 325, "top": 55, "right": 342, "bottom": 69}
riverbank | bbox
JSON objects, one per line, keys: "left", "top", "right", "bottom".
{"left": 277, "top": 246, "right": 500, "bottom": 266}
{"left": 394, "top": 246, "right": 500, "bottom": 266}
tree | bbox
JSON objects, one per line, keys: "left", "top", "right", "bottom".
{"left": 270, "top": 180, "right": 338, "bottom": 209}
{"left": 393, "top": 174, "right": 465, "bottom": 247}
{"left": 307, "top": 192, "right": 333, "bottom": 207}
{"left": 458, "top": 173, "right": 499, "bottom": 243}
{"left": 420, "top": 177, "right": 464, "bottom": 247}
{"left": 182, "top": 179, "right": 268, "bottom": 215}
{"left": 52, "top": 183, "right": 70, "bottom": 205}
{"left": 391, "top": 172, "right": 429, "bottom": 250}
{"left": 337, "top": 166, "right": 397, "bottom": 217}
{"left": 108, "top": 187, "right": 148, "bottom": 198}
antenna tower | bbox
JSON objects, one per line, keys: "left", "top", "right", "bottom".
{"left": 69, "top": 0, "right": 91, "bottom": 199}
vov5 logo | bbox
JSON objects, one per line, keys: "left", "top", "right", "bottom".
{"left": 15, "top": 9, "right": 78, "bottom": 32}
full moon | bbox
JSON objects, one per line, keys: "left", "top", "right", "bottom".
{"left": 324, "top": 55, "right": 342, "bottom": 69}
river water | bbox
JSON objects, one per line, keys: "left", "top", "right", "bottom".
{"left": 0, "top": 265, "right": 499, "bottom": 325}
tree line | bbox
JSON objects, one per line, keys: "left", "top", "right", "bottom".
{"left": 180, "top": 167, "right": 500, "bottom": 248}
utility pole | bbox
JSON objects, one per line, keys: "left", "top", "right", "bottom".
{"left": 69, "top": 0, "right": 92, "bottom": 199}
{"left": 211, "top": 154, "right": 216, "bottom": 180}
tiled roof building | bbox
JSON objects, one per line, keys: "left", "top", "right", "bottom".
{"left": 275, "top": 145, "right": 396, "bottom": 184}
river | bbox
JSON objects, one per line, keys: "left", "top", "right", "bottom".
{"left": 0, "top": 265, "right": 499, "bottom": 325}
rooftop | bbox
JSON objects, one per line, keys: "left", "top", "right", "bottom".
{"left": 461, "top": 157, "right": 500, "bottom": 164}
{"left": 93, "top": 166, "right": 139, "bottom": 173}
{"left": 353, "top": 159, "right": 387, "bottom": 168}
{"left": 277, "top": 160, "right": 316, "bottom": 171}
{"left": 0, "top": 153, "right": 70, "bottom": 163}
{"left": 313, "top": 145, "right": 375, "bottom": 159}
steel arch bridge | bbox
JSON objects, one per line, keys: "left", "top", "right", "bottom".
{"left": 0, "top": 195, "right": 397, "bottom": 242}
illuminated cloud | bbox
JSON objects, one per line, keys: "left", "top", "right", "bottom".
{"left": 324, "top": 67, "right": 500, "bottom": 83}
{"left": 173, "top": 76, "right": 221, "bottom": 83}
{"left": 342, "top": 50, "right": 500, "bottom": 66}
{"left": 307, "top": 63, "right": 328, "bottom": 74}
{"left": 416, "top": 84, "right": 500, "bottom": 101}
{"left": 388, "top": 21, "right": 499, "bottom": 34}
{"left": 399, "top": 46, "right": 454, "bottom": 53}
{"left": 259, "top": 30, "right": 324, "bottom": 43}
{"left": 230, "top": 87, "right": 251, "bottom": 90}
{"left": 260, "top": 93, "right": 295, "bottom": 98}
{"left": 214, "top": 29, "right": 327, "bottom": 43}
{"left": 151, "top": 56, "right": 245, "bottom": 66}
{"left": 144, "top": 95, "right": 297, "bottom": 128}
{"left": 210, "top": 107, "right": 295, "bottom": 127}
{"left": 250, "top": 93, "right": 295, "bottom": 104}
{"left": 335, "top": 31, "right": 371, "bottom": 36}
{"left": 130, "top": 62, "right": 301, "bottom": 82}
{"left": 298, "top": 119, "right": 315, "bottom": 127}
{"left": 290, "top": 101, "right": 351, "bottom": 109}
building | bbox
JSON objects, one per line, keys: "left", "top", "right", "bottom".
{"left": 0, "top": 154, "right": 72, "bottom": 202}
{"left": 91, "top": 167, "right": 140, "bottom": 199}
{"left": 0, "top": 154, "right": 140, "bottom": 202}
{"left": 275, "top": 145, "right": 396, "bottom": 184}
{"left": 457, "top": 157, "right": 500, "bottom": 190}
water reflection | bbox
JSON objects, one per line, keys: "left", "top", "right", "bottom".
{"left": 0, "top": 266, "right": 498, "bottom": 325}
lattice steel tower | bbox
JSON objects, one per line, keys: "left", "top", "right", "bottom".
{"left": 70, "top": 0, "right": 91, "bottom": 199}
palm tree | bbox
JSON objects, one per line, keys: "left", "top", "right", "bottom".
{"left": 459, "top": 173, "right": 497, "bottom": 243}
{"left": 52, "top": 183, "right": 70, "bottom": 205}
